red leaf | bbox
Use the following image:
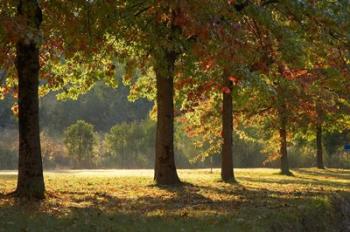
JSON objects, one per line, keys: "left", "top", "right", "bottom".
{"left": 228, "top": 76, "right": 239, "bottom": 85}
{"left": 222, "top": 86, "right": 231, "bottom": 94}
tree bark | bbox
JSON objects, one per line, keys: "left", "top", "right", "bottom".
{"left": 279, "top": 104, "right": 290, "bottom": 175}
{"left": 15, "top": 0, "right": 45, "bottom": 199}
{"left": 221, "top": 74, "right": 235, "bottom": 182}
{"left": 154, "top": 51, "right": 180, "bottom": 185}
{"left": 316, "top": 124, "right": 324, "bottom": 169}
{"left": 316, "top": 102, "right": 324, "bottom": 169}
{"left": 279, "top": 126, "right": 290, "bottom": 175}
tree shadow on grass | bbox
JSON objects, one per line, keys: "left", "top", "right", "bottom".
{"left": 295, "top": 168, "right": 350, "bottom": 180}
{"left": 0, "top": 192, "right": 8, "bottom": 200}
{"left": 0, "top": 184, "right": 346, "bottom": 232}
{"left": 145, "top": 182, "right": 215, "bottom": 208}
{"left": 238, "top": 175, "right": 350, "bottom": 190}
{"left": 0, "top": 170, "right": 349, "bottom": 231}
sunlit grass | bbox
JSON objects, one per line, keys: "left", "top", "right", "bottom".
{"left": 0, "top": 168, "right": 349, "bottom": 231}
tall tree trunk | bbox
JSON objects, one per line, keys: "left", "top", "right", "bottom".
{"left": 316, "top": 124, "right": 324, "bottom": 169}
{"left": 154, "top": 50, "right": 180, "bottom": 185}
{"left": 279, "top": 104, "right": 290, "bottom": 175}
{"left": 279, "top": 125, "right": 290, "bottom": 175}
{"left": 316, "top": 102, "right": 324, "bottom": 169}
{"left": 15, "top": 0, "right": 45, "bottom": 199}
{"left": 221, "top": 74, "right": 235, "bottom": 182}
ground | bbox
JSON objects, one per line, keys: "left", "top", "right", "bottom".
{"left": 0, "top": 168, "right": 349, "bottom": 232}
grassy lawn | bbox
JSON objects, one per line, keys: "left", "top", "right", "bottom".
{"left": 0, "top": 168, "right": 349, "bottom": 232}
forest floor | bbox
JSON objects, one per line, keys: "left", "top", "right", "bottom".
{"left": 0, "top": 168, "right": 349, "bottom": 232}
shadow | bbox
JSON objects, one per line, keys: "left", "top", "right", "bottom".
{"left": 296, "top": 168, "right": 350, "bottom": 180}
{"left": 0, "top": 192, "right": 9, "bottom": 200}
{"left": 238, "top": 175, "right": 350, "bottom": 190}
{"left": 143, "top": 182, "right": 215, "bottom": 210}
{"left": 0, "top": 185, "right": 347, "bottom": 232}
{"left": 279, "top": 171, "right": 294, "bottom": 176}
{"left": 217, "top": 178, "right": 240, "bottom": 185}
{"left": 46, "top": 190, "right": 120, "bottom": 209}
{"left": 147, "top": 180, "right": 194, "bottom": 188}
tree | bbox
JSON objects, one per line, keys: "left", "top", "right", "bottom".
{"left": 221, "top": 72, "right": 234, "bottom": 181}
{"left": 288, "top": 0, "right": 350, "bottom": 169}
{"left": 174, "top": 0, "right": 306, "bottom": 178}
{"left": 34, "top": 0, "right": 185, "bottom": 185}
{"left": 15, "top": 0, "right": 45, "bottom": 199}
{"left": 153, "top": 50, "right": 180, "bottom": 184}
{"left": 104, "top": 120, "right": 156, "bottom": 168}
{"left": 64, "top": 120, "right": 97, "bottom": 168}
{"left": 108, "top": 0, "right": 225, "bottom": 185}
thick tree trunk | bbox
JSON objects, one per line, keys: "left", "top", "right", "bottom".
{"left": 279, "top": 105, "right": 290, "bottom": 175}
{"left": 15, "top": 0, "right": 45, "bottom": 199}
{"left": 221, "top": 74, "right": 235, "bottom": 182}
{"left": 154, "top": 51, "right": 180, "bottom": 185}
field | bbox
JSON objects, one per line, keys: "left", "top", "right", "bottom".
{"left": 0, "top": 168, "right": 350, "bottom": 232}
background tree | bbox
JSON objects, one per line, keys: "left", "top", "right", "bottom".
{"left": 104, "top": 120, "right": 156, "bottom": 168}
{"left": 64, "top": 120, "right": 97, "bottom": 168}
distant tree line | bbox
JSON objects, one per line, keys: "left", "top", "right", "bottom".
{"left": 1, "top": 117, "right": 349, "bottom": 170}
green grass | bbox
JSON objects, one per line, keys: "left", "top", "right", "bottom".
{"left": 0, "top": 168, "right": 349, "bottom": 232}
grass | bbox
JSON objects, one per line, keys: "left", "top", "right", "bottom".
{"left": 0, "top": 168, "right": 349, "bottom": 232}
